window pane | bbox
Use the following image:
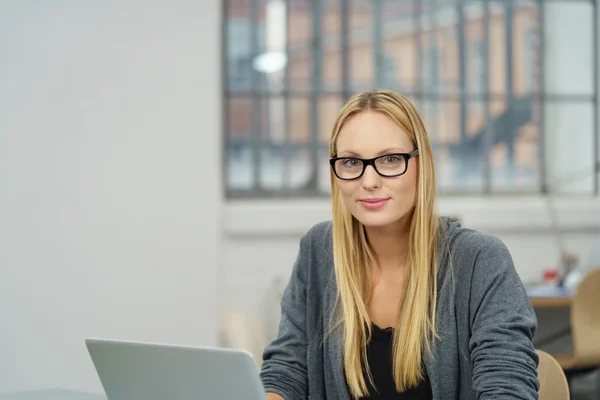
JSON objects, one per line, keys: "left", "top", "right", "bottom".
{"left": 260, "top": 95, "right": 287, "bottom": 190}
{"left": 512, "top": 1, "right": 539, "bottom": 97}
{"left": 288, "top": 1, "right": 312, "bottom": 91}
{"left": 317, "top": 96, "right": 343, "bottom": 193}
{"left": 349, "top": 0, "right": 374, "bottom": 90}
{"left": 227, "top": 96, "right": 254, "bottom": 190}
{"left": 431, "top": 97, "right": 543, "bottom": 193}
{"left": 436, "top": 100, "right": 461, "bottom": 145}
{"left": 488, "top": 1, "right": 507, "bottom": 96}
{"left": 287, "top": 52, "right": 312, "bottom": 92}
{"left": 434, "top": 5, "right": 460, "bottom": 95}
{"left": 420, "top": 12, "right": 438, "bottom": 100}
{"left": 489, "top": 98, "right": 540, "bottom": 192}
{"left": 464, "top": 1, "right": 485, "bottom": 97}
{"left": 544, "top": 2, "right": 594, "bottom": 96}
{"left": 545, "top": 101, "right": 595, "bottom": 194}
{"left": 383, "top": 34, "right": 417, "bottom": 93}
{"left": 321, "top": 0, "right": 342, "bottom": 92}
{"left": 226, "top": 0, "right": 289, "bottom": 94}
{"left": 432, "top": 100, "right": 481, "bottom": 192}
{"left": 226, "top": 0, "right": 254, "bottom": 93}
{"left": 430, "top": 99, "right": 459, "bottom": 191}
{"left": 287, "top": 97, "right": 313, "bottom": 190}
{"left": 456, "top": 100, "right": 486, "bottom": 192}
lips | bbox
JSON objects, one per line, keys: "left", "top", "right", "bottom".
{"left": 359, "top": 198, "right": 390, "bottom": 210}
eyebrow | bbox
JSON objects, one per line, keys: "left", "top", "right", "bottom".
{"left": 336, "top": 148, "right": 411, "bottom": 157}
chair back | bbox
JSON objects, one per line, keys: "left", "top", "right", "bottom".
{"left": 571, "top": 267, "right": 600, "bottom": 366}
{"left": 537, "top": 349, "right": 570, "bottom": 400}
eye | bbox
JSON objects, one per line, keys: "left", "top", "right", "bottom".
{"left": 343, "top": 158, "right": 360, "bottom": 167}
{"left": 382, "top": 155, "right": 401, "bottom": 164}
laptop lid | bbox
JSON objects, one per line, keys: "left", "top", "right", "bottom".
{"left": 86, "top": 338, "right": 267, "bottom": 400}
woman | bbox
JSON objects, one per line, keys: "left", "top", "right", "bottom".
{"left": 260, "top": 90, "right": 539, "bottom": 399}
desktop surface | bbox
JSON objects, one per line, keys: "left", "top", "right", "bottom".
{"left": 0, "top": 389, "right": 106, "bottom": 400}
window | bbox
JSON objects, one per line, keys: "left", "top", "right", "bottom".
{"left": 224, "top": 0, "right": 599, "bottom": 197}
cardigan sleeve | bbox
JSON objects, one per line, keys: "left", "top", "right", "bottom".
{"left": 259, "top": 233, "right": 310, "bottom": 400}
{"left": 468, "top": 236, "right": 540, "bottom": 399}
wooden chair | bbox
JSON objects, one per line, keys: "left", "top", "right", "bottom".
{"left": 537, "top": 349, "right": 570, "bottom": 400}
{"left": 549, "top": 268, "right": 600, "bottom": 395}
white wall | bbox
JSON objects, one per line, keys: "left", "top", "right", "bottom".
{"left": 0, "top": 0, "right": 221, "bottom": 394}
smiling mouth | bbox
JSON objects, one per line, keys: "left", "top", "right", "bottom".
{"left": 359, "top": 198, "right": 390, "bottom": 209}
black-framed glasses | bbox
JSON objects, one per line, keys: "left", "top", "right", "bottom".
{"left": 329, "top": 149, "right": 419, "bottom": 180}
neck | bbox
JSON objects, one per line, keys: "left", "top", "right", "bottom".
{"left": 365, "top": 215, "right": 412, "bottom": 271}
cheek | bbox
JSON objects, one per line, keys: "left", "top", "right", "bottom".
{"left": 390, "top": 171, "right": 417, "bottom": 198}
{"left": 406, "top": 174, "right": 418, "bottom": 205}
{"left": 337, "top": 182, "right": 359, "bottom": 203}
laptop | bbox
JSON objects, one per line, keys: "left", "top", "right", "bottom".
{"left": 85, "top": 338, "right": 267, "bottom": 400}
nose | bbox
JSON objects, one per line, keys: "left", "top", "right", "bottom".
{"left": 361, "top": 164, "right": 381, "bottom": 190}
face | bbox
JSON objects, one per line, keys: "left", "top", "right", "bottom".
{"left": 334, "top": 110, "right": 418, "bottom": 230}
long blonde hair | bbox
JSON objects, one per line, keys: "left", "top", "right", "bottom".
{"left": 329, "top": 90, "right": 439, "bottom": 397}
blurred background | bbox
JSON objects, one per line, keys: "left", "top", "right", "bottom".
{"left": 225, "top": 0, "right": 595, "bottom": 196}
{"left": 1, "top": 0, "right": 599, "bottom": 398}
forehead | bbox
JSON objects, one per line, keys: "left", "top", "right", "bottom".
{"left": 336, "top": 111, "right": 413, "bottom": 157}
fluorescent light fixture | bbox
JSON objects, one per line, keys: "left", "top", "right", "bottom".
{"left": 253, "top": 0, "right": 287, "bottom": 74}
{"left": 252, "top": 52, "right": 287, "bottom": 73}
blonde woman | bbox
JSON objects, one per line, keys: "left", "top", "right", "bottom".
{"left": 260, "top": 90, "right": 539, "bottom": 399}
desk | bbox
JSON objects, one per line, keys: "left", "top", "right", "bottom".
{"left": 527, "top": 285, "right": 573, "bottom": 308}
{"left": 530, "top": 296, "right": 572, "bottom": 308}
{"left": 0, "top": 390, "right": 106, "bottom": 400}
{"left": 528, "top": 285, "right": 574, "bottom": 356}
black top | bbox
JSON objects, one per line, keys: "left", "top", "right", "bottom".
{"left": 360, "top": 324, "right": 433, "bottom": 399}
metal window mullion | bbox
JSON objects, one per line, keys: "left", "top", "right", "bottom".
{"left": 428, "top": 0, "right": 437, "bottom": 129}
{"left": 594, "top": 0, "right": 599, "bottom": 194}
{"left": 414, "top": 0, "right": 423, "bottom": 103}
{"left": 282, "top": 0, "right": 291, "bottom": 192}
{"left": 222, "top": 0, "right": 230, "bottom": 196}
{"left": 374, "top": 0, "right": 384, "bottom": 88}
{"left": 504, "top": 0, "right": 516, "bottom": 185}
{"left": 454, "top": 0, "right": 470, "bottom": 192}
{"left": 250, "top": 0, "right": 262, "bottom": 190}
{"left": 483, "top": 0, "right": 492, "bottom": 193}
{"left": 308, "top": 0, "right": 323, "bottom": 191}
{"left": 341, "top": 0, "right": 351, "bottom": 101}
{"left": 538, "top": 0, "right": 547, "bottom": 194}
{"left": 457, "top": 0, "right": 467, "bottom": 142}
{"left": 505, "top": 0, "right": 514, "bottom": 101}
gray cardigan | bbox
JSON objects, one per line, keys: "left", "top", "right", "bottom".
{"left": 260, "top": 217, "right": 539, "bottom": 399}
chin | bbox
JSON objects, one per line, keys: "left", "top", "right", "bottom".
{"left": 353, "top": 212, "right": 400, "bottom": 229}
